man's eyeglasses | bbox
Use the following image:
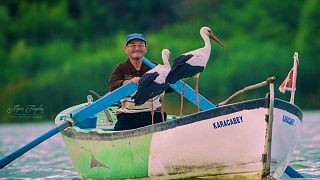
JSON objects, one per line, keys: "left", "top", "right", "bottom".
{"left": 126, "top": 44, "right": 146, "bottom": 49}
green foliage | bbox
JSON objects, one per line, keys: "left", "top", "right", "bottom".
{"left": 0, "top": 0, "right": 319, "bottom": 122}
{"left": 293, "top": 0, "right": 320, "bottom": 108}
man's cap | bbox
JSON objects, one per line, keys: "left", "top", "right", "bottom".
{"left": 126, "top": 33, "right": 146, "bottom": 45}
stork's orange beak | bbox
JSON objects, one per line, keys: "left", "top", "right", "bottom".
{"left": 209, "top": 33, "right": 224, "bottom": 47}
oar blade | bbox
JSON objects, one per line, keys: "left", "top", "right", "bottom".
{"left": 0, "top": 121, "right": 71, "bottom": 169}
{"left": 285, "top": 165, "right": 304, "bottom": 178}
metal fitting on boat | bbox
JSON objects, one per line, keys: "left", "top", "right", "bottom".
{"left": 87, "top": 95, "right": 93, "bottom": 104}
{"left": 66, "top": 118, "right": 76, "bottom": 126}
{"left": 267, "top": 76, "right": 276, "bottom": 83}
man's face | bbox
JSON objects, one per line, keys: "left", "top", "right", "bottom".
{"left": 125, "top": 39, "right": 147, "bottom": 61}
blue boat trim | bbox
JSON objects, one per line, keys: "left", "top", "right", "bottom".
{"left": 274, "top": 98, "right": 303, "bottom": 120}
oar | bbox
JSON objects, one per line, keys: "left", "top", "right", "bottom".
{"left": 284, "top": 165, "right": 304, "bottom": 178}
{"left": 143, "top": 57, "right": 303, "bottom": 178}
{"left": 0, "top": 82, "right": 137, "bottom": 169}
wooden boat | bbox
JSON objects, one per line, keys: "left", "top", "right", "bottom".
{"left": 54, "top": 54, "right": 303, "bottom": 179}
{"left": 54, "top": 79, "right": 302, "bottom": 179}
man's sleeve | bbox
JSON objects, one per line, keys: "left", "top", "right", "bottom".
{"left": 109, "top": 64, "right": 124, "bottom": 92}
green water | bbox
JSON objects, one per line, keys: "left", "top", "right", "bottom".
{"left": 0, "top": 111, "right": 319, "bottom": 179}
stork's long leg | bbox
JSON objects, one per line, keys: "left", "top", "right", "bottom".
{"left": 179, "top": 78, "right": 186, "bottom": 118}
{"left": 195, "top": 73, "right": 200, "bottom": 112}
{"left": 160, "top": 94, "right": 165, "bottom": 122}
{"left": 151, "top": 98, "right": 154, "bottom": 125}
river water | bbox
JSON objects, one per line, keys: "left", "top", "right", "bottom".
{"left": 0, "top": 111, "right": 319, "bottom": 179}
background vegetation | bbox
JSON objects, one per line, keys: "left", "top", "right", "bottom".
{"left": 0, "top": 0, "right": 319, "bottom": 123}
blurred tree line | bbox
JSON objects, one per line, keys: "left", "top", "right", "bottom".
{"left": 0, "top": 0, "right": 319, "bottom": 123}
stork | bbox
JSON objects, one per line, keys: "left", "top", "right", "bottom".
{"left": 132, "top": 49, "right": 171, "bottom": 123}
{"left": 166, "top": 27, "right": 224, "bottom": 117}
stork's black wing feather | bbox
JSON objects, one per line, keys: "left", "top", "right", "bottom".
{"left": 171, "top": 54, "right": 193, "bottom": 71}
{"left": 138, "top": 72, "right": 159, "bottom": 89}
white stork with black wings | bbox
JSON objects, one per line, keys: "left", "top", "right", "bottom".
{"left": 166, "top": 26, "right": 224, "bottom": 116}
{"left": 132, "top": 49, "right": 171, "bottom": 123}
{"left": 133, "top": 49, "right": 171, "bottom": 105}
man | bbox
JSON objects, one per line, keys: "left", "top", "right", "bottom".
{"left": 109, "top": 33, "right": 166, "bottom": 131}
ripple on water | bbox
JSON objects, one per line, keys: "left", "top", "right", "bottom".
{"left": 286, "top": 111, "right": 320, "bottom": 179}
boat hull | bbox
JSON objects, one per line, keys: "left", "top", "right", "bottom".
{"left": 55, "top": 98, "right": 302, "bottom": 179}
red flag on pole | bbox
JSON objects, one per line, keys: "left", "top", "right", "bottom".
{"left": 279, "top": 68, "right": 295, "bottom": 93}
{"left": 279, "top": 52, "right": 299, "bottom": 103}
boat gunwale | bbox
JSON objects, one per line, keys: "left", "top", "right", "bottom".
{"left": 60, "top": 97, "right": 302, "bottom": 141}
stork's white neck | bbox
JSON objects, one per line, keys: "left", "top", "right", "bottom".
{"left": 162, "top": 56, "right": 170, "bottom": 68}
{"left": 200, "top": 31, "right": 212, "bottom": 50}
{"left": 162, "top": 50, "right": 171, "bottom": 68}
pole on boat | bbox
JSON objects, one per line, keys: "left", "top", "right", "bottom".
{"left": 218, "top": 77, "right": 276, "bottom": 106}
{"left": 0, "top": 83, "right": 138, "bottom": 169}
{"left": 279, "top": 52, "right": 299, "bottom": 104}
{"left": 263, "top": 78, "right": 275, "bottom": 177}
{"left": 290, "top": 52, "right": 298, "bottom": 104}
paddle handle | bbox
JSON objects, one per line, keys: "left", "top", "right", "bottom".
{"left": 0, "top": 121, "right": 71, "bottom": 169}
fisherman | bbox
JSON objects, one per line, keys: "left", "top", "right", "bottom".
{"left": 109, "top": 33, "right": 169, "bottom": 131}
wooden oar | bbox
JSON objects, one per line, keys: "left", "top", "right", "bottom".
{"left": 143, "top": 57, "right": 303, "bottom": 178}
{"left": 0, "top": 82, "right": 137, "bottom": 169}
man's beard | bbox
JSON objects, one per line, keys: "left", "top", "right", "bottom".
{"left": 132, "top": 56, "right": 141, "bottom": 60}
{"left": 131, "top": 53, "right": 143, "bottom": 60}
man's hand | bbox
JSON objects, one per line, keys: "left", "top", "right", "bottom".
{"left": 123, "top": 77, "right": 140, "bottom": 85}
